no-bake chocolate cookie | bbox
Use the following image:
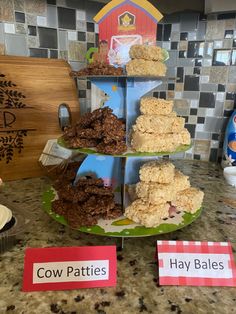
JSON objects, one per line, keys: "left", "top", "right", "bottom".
{"left": 52, "top": 170, "right": 123, "bottom": 228}
{"left": 71, "top": 61, "right": 124, "bottom": 76}
{"left": 63, "top": 107, "right": 126, "bottom": 155}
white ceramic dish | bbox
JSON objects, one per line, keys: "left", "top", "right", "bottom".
{"left": 0, "top": 197, "right": 31, "bottom": 254}
{"left": 223, "top": 167, "right": 236, "bottom": 187}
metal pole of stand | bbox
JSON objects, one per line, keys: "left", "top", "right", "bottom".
{"left": 117, "top": 237, "right": 125, "bottom": 250}
{"left": 121, "top": 237, "right": 124, "bottom": 249}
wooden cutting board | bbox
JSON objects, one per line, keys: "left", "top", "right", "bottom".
{"left": 0, "top": 55, "right": 80, "bottom": 181}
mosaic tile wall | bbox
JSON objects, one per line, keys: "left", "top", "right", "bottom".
{"left": 155, "top": 12, "right": 236, "bottom": 162}
{"left": 0, "top": 0, "right": 235, "bottom": 162}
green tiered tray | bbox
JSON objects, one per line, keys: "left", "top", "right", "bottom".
{"left": 58, "top": 137, "right": 191, "bottom": 158}
{"left": 42, "top": 186, "right": 202, "bottom": 238}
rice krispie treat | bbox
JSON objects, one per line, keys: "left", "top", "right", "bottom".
{"left": 172, "top": 187, "right": 204, "bottom": 214}
{"left": 179, "top": 128, "right": 191, "bottom": 145}
{"left": 129, "top": 45, "right": 166, "bottom": 61}
{"left": 139, "top": 160, "right": 175, "bottom": 184}
{"left": 133, "top": 115, "right": 185, "bottom": 134}
{"left": 136, "top": 169, "right": 190, "bottom": 204}
{"left": 131, "top": 130, "right": 191, "bottom": 153}
{"left": 173, "top": 170, "right": 190, "bottom": 192}
{"left": 126, "top": 59, "right": 167, "bottom": 76}
{"left": 124, "top": 199, "right": 169, "bottom": 227}
{"left": 125, "top": 160, "right": 204, "bottom": 227}
{"left": 140, "top": 97, "right": 174, "bottom": 115}
{"left": 136, "top": 181, "right": 175, "bottom": 204}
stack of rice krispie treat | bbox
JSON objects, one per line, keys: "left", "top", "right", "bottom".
{"left": 131, "top": 97, "right": 191, "bottom": 152}
{"left": 126, "top": 45, "right": 167, "bottom": 76}
{"left": 124, "top": 160, "right": 204, "bottom": 228}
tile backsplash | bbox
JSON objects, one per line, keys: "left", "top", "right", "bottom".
{"left": 0, "top": 0, "right": 235, "bottom": 163}
{"left": 156, "top": 12, "right": 236, "bottom": 162}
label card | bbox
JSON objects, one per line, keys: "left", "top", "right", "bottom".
{"left": 23, "top": 246, "right": 116, "bottom": 291}
{"left": 157, "top": 241, "right": 236, "bottom": 286}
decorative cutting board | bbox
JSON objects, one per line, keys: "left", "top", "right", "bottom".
{"left": 0, "top": 56, "right": 80, "bottom": 181}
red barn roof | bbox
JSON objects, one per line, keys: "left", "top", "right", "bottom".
{"left": 94, "top": 0, "right": 163, "bottom": 24}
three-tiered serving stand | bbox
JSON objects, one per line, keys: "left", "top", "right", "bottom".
{"left": 43, "top": 74, "right": 202, "bottom": 244}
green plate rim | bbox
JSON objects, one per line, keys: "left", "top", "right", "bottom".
{"left": 42, "top": 186, "right": 202, "bottom": 238}
{"left": 58, "top": 137, "right": 191, "bottom": 158}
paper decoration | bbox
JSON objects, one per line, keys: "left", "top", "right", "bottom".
{"left": 157, "top": 241, "right": 236, "bottom": 286}
{"left": 93, "top": 0, "right": 163, "bottom": 66}
{"left": 23, "top": 246, "right": 117, "bottom": 291}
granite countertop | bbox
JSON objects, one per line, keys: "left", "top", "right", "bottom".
{"left": 0, "top": 160, "right": 236, "bottom": 314}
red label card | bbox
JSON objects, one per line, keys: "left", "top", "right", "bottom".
{"left": 22, "top": 246, "right": 117, "bottom": 291}
{"left": 157, "top": 241, "right": 236, "bottom": 287}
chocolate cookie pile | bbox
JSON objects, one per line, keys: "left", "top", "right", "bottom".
{"left": 52, "top": 165, "right": 123, "bottom": 228}
{"left": 63, "top": 107, "right": 127, "bottom": 155}
{"left": 71, "top": 62, "right": 123, "bottom": 76}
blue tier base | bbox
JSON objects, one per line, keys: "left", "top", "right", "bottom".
{"left": 90, "top": 77, "right": 163, "bottom": 134}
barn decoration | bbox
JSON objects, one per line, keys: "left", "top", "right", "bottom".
{"left": 93, "top": 0, "right": 163, "bottom": 66}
